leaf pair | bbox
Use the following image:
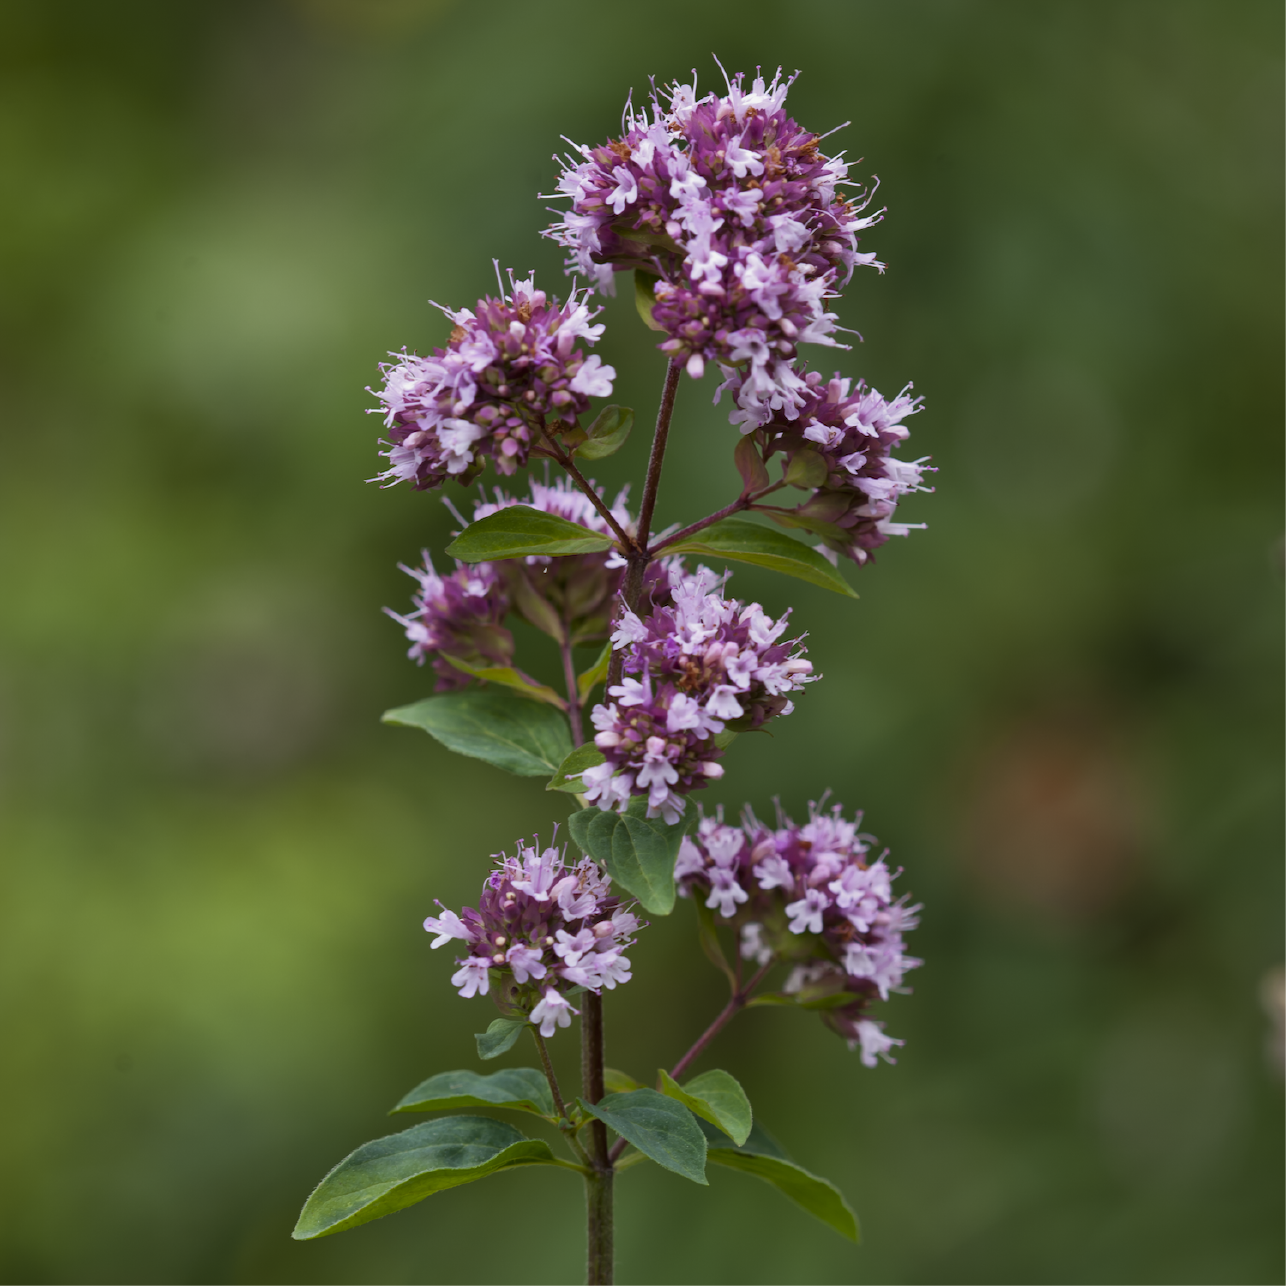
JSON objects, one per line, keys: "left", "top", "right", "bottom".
{"left": 445, "top": 502, "right": 855, "bottom": 599}
{"left": 294, "top": 1064, "right": 857, "bottom": 1244}
{"left": 585, "top": 1071, "right": 858, "bottom": 1243}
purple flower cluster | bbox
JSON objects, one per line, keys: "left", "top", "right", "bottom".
{"left": 726, "top": 368, "right": 933, "bottom": 565}
{"left": 545, "top": 68, "right": 882, "bottom": 430}
{"left": 581, "top": 565, "right": 814, "bottom": 824}
{"left": 384, "top": 555, "right": 511, "bottom": 691}
{"left": 675, "top": 798, "right": 920, "bottom": 1066}
{"left": 373, "top": 271, "right": 615, "bottom": 490}
{"left": 424, "top": 837, "right": 642, "bottom": 1038}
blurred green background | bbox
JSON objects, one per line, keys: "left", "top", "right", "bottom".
{"left": 1, "top": 0, "right": 1281, "bottom": 1282}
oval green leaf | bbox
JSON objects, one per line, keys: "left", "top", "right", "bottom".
{"left": 292, "top": 1116, "right": 557, "bottom": 1240}
{"left": 661, "top": 517, "right": 857, "bottom": 599}
{"left": 382, "top": 688, "right": 573, "bottom": 778}
{"left": 547, "top": 743, "right": 606, "bottom": 793}
{"left": 476, "top": 1016, "right": 528, "bottom": 1060}
{"left": 567, "top": 798, "right": 688, "bottom": 914}
{"left": 446, "top": 505, "right": 615, "bottom": 562}
{"left": 580, "top": 1089, "right": 708, "bottom": 1185}
{"left": 576, "top": 405, "right": 634, "bottom": 461}
{"left": 393, "top": 1068, "right": 554, "bottom": 1119}
{"left": 659, "top": 1068, "right": 752, "bottom": 1147}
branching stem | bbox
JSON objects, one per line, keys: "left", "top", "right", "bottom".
{"left": 538, "top": 425, "right": 639, "bottom": 553}
{"left": 606, "top": 960, "right": 773, "bottom": 1165}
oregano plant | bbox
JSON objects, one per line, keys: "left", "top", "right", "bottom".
{"left": 293, "top": 64, "right": 932, "bottom": 1283}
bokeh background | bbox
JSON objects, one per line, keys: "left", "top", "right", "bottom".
{"left": 1, "top": 1, "right": 1282, "bottom": 1282}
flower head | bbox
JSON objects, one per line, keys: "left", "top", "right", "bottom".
{"left": 720, "top": 366, "right": 933, "bottom": 565}
{"left": 423, "top": 834, "right": 642, "bottom": 1036}
{"left": 384, "top": 553, "right": 512, "bottom": 691}
{"left": 675, "top": 796, "right": 920, "bottom": 1060}
{"left": 373, "top": 270, "right": 615, "bottom": 490}
{"left": 581, "top": 563, "right": 815, "bottom": 823}
{"left": 545, "top": 66, "right": 882, "bottom": 428}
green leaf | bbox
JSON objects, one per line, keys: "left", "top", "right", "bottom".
{"left": 580, "top": 1089, "right": 707, "bottom": 1185}
{"left": 576, "top": 405, "right": 634, "bottom": 461}
{"left": 475, "top": 1017, "right": 528, "bottom": 1061}
{"left": 603, "top": 1067, "right": 644, "bottom": 1093}
{"left": 383, "top": 689, "right": 573, "bottom": 779}
{"left": 658, "top": 1069, "right": 752, "bottom": 1147}
{"left": 440, "top": 657, "right": 567, "bottom": 709}
{"left": 292, "top": 1116, "right": 558, "bottom": 1240}
{"left": 662, "top": 517, "right": 857, "bottom": 599}
{"left": 446, "top": 505, "right": 615, "bottom": 562}
{"left": 694, "top": 1117, "right": 859, "bottom": 1241}
{"left": 634, "top": 271, "right": 666, "bottom": 331}
{"left": 547, "top": 742, "right": 606, "bottom": 793}
{"left": 784, "top": 446, "right": 829, "bottom": 489}
{"left": 576, "top": 641, "right": 611, "bottom": 702}
{"left": 392, "top": 1068, "right": 554, "bottom": 1119}
{"left": 567, "top": 797, "right": 689, "bottom": 914}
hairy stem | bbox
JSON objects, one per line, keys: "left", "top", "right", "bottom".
{"left": 581, "top": 991, "right": 613, "bottom": 1284}
{"left": 635, "top": 358, "right": 683, "bottom": 550}
{"left": 648, "top": 480, "right": 789, "bottom": 555}
{"left": 539, "top": 427, "right": 639, "bottom": 553}
{"left": 605, "top": 358, "right": 682, "bottom": 690}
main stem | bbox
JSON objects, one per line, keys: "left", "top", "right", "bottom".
{"left": 581, "top": 357, "right": 682, "bottom": 1286}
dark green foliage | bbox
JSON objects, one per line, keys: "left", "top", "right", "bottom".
{"left": 383, "top": 689, "right": 573, "bottom": 777}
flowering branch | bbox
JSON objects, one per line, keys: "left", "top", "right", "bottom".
{"left": 299, "top": 59, "right": 932, "bottom": 1281}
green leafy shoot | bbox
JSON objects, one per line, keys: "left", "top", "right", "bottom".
{"left": 292, "top": 1116, "right": 565, "bottom": 1240}
{"left": 475, "top": 1017, "right": 529, "bottom": 1061}
{"left": 658, "top": 1069, "right": 752, "bottom": 1147}
{"left": 383, "top": 689, "right": 573, "bottom": 779}
{"left": 392, "top": 1068, "right": 555, "bottom": 1119}
{"left": 580, "top": 1089, "right": 708, "bottom": 1185}
{"left": 575, "top": 405, "right": 634, "bottom": 461}
{"left": 446, "top": 505, "right": 614, "bottom": 562}
{"left": 547, "top": 742, "right": 606, "bottom": 793}
{"left": 662, "top": 516, "right": 857, "bottom": 599}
